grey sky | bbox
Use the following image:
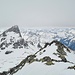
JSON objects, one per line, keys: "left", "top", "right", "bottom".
{"left": 0, "top": 0, "right": 75, "bottom": 28}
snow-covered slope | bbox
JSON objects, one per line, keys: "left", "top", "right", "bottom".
{"left": 0, "top": 26, "right": 75, "bottom": 75}
{"left": 1, "top": 40, "right": 75, "bottom": 75}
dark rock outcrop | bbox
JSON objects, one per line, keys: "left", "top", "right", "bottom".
{"left": 1, "top": 25, "right": 22, "bottom": 37}
{"left": 5, "top": 51, "right": 13, "bottom": 54}
{"left": 0, "top": 25, "right": 26, "bottom": 50}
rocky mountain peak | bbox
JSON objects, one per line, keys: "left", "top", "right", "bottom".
{"left": 0, "top": 25, "right": 25, "bottom": 50}
{"left": 1, "top": 25, "right": 22, "bottom": 37}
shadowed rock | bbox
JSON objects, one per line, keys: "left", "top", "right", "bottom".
{"left": 1, "top": 25, "right": 22, "bottom": 37}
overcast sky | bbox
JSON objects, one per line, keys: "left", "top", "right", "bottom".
{"left": 0, "top": 0, "right": 75, "bottom": 28}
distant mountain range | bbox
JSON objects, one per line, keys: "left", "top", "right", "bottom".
{"left": 20, "top": 27, "right": 75, "bottom": 50}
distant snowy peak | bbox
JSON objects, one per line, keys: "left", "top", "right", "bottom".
{"left": 1, "top": 25, "right": 22, "bottom": 37}
{"left": 21, "top": 28, "right": 75, "bottom": 50}
{"left": 0, "top": 25, "right": 25, "bottom": 50}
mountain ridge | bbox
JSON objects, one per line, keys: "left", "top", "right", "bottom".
{"left": 0, "top": 40, "right": 75, "bottom": 75}
{"left": 0, "top": 26, "right": 75, "bottom": 75}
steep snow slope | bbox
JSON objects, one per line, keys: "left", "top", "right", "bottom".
{"left": 14, "top": 41, "right": 75, "bottom": 75}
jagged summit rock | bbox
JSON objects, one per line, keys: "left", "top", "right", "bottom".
{"left": 0, "top": 25, "right": 25, "bottom": 50}
{"left": 1, "top": 25, "right": 22, "bottom": 37}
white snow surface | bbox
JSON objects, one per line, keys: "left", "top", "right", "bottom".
{"left": 0, "top": 28, "right": 75, "bottom": 75}
{"left": 14, "top": 43, "right": 75, "bottom": 75}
